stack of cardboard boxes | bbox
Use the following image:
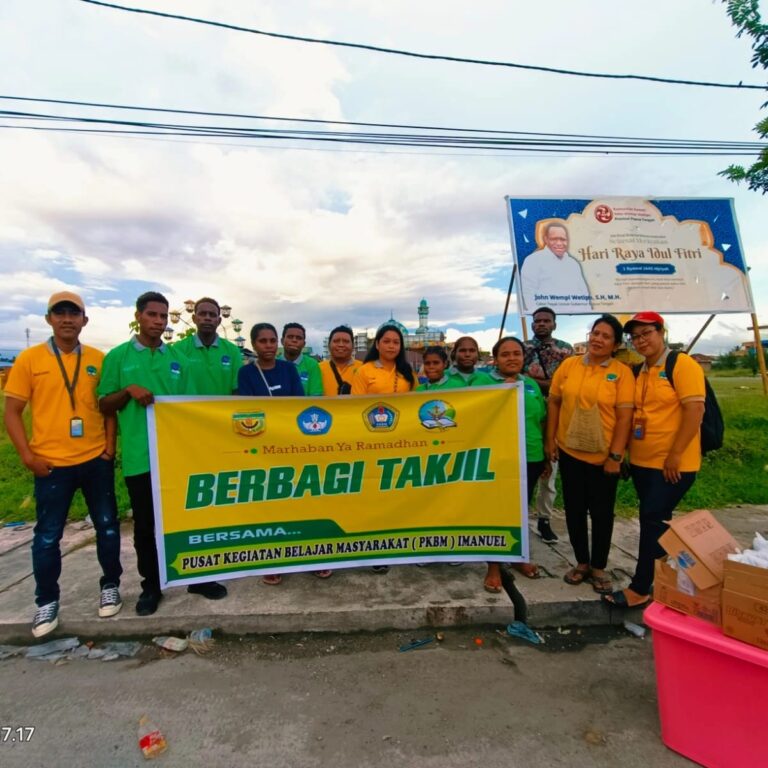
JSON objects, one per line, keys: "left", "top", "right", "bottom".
{"left": 653, "top": 509, "right": 768, "bottom": 650}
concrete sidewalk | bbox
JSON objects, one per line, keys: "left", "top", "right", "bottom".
{"left": 1, "top": 505, "right": 766, "bottom": 642}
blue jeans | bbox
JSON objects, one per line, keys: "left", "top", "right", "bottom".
{"left": 629, "top": 464, "right": 696, "bottom": 596}
{"left": 32, "top": 455, "right": 122, "bottom": 606}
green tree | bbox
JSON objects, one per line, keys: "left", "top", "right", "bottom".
{"left": 713, "top": 347, "right": 740, "bottom": 370}
{"left": 720, "top": 1, "right": 768, "bottom": 193}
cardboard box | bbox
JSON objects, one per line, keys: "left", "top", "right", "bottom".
{"left": 658, "top": 509, "right": 741, "bottom": 590}
{"left": 653, "top": 558, "right": 722, "bottom": 625}
{"left": 722, "top": 559, "right": 768, "bottom": 651}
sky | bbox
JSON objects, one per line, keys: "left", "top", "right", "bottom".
{"left": 0, "top": 0, "right": 766, "bottom": 356}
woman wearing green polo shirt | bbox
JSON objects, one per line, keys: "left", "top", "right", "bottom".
{"left": 483, "top": 336, "right": 549, "bottom": 592}
{"left": 446, "top": 336, "right": 494, "bottom": 387}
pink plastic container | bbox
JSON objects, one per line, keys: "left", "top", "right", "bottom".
{"left": 644, "top": 602, "right": 768, "bottom": 768}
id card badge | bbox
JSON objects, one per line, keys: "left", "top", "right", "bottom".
{"left": 633, "top": 417, "right": 646, "bottom": 441}
{"left": 70, "top": 417, "right": 84, "bottom": 438}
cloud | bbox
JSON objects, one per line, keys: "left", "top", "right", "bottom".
{"left": 0, "top": 0, "right": 766, "bottom": 360}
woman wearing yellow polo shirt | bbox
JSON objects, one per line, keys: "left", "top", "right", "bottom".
{"left": 319, "top": 325, "right": 363, "bottom": 396}
{"left": 351, "top": 324, "right": 416, "bottom": 395}
{"left": 603, "top": 311, "right": 705, "bottom": 609}
{"left": 351, "top": 324, "right": 415, "bottom": 573}
{"left": 546, "top": 315, "right": 634, "bottom": 595}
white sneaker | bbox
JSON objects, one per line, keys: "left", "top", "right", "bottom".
{"left": 32, "top": 601, "right": 59, "bottom": 638}
{"left": 98, "top": 585, "right": 123, "bottom": 618}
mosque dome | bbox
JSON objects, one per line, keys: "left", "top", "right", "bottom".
{"left": 378, "top": 315, "right": 409, "bottom": 336}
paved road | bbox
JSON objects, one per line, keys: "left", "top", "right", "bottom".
{"left": 0, "top": 627, "right": 693, "bottom": 768}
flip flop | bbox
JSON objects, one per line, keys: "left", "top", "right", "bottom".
{"left": 483, "top": 577, "right": 503, "bottom": 594}
{"left": 262, "top": 574, "right": 282, "bottom": 586}
{"left": 563, "top": 566, "right": 591, "bottom": 585}
{"left": 512, "top": 563, "right": 540, "bottom": 579}
{"left": 590, "top": 574, "right": 613, "bottom": 595}
{"left": 601, "top": 590, "right": 651, "bottom": 609}
{"left": 314, "top": 570, "right": 332, "bottom": 579}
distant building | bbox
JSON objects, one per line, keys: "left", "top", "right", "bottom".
{"left": 323, "top": 299, "right": 446, "bottom": 363}
{"left": 691, "top": 353, "right": 714, "bottom": 372}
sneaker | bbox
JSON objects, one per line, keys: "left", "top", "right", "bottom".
{"left": 98, "top": 584, "right": 123, "bottom": 617}
{"left": 187, "top": 581, "right": 228, "bottom": 600}
{"left": 32, "top": 601, "right": 59, "bottom": 638}
{"left": 135, "top": 590, "right": 163, "bottom": 616}
{"left": 537, "top": 518, "right": 559, "bottom": 544}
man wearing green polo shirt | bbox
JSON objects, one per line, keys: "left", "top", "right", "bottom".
{"left": 175, "top": 297, "right": 242, "bottom": 395}
{"left": 99, "top": 291, "right": 204, "bottom": 616}
{"left": 278, "top": 322, "right": 323, "bottom": 396}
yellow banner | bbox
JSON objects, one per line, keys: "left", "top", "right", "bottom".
{"left": 148, "top": 385, "right": 527, "bottom": 586}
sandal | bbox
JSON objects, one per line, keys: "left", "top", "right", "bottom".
{"left": 512, "top": 563, "right": 540, "bottom": 579}
{"left": 590, "top": 573, "right": 613, "bottom": 595}
{"left": 262, "top": 574, "right": 282, "bottom": 586}
{"left": 563, "top": 566, "right": 591, "bottom": 585}
{"left": 314, "top": 570, "right": 332, "bottom": 579}
{"left": 484, "top": 564, "right": 503, "bottom": 593}
{"left": 601, "top": 589, "right": 651, "bottom": 609}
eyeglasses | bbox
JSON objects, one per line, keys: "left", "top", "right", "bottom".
{"left": 628, "top": 329, "right": 656, "bottom": 343}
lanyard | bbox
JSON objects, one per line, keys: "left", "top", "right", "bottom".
{"left": 254, "top": 363, "right": 274, "bottom": 397}
{"left": 50, "top": 337, "right": 81, "bottom": 412}
{"left": 571, "top": 356, "right": 604, "bottom": 409}
{"left": 636, "top": 350, "right": 667, "bottom": 417}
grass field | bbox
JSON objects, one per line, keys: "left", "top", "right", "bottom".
{"left": 1, "top": 376, "right": 766, "bottom": 523}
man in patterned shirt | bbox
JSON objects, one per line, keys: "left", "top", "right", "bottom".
{"left": 523, "top": 307, "right": 574, "bottom": 543}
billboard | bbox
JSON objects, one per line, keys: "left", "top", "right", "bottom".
{"left": 506, "top": 196, "right": 755, "bottom": 316}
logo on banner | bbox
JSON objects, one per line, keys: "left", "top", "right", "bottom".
{"left": 232, "top": 411, "right": 266, "bottom": 437}
{"left": 418, "top": 400, "right": 457, "bottom": 430}
{"left": 594, "top": 204, "right": 613, "bottom": 223}
{"left": 297, "top": 406, "right": 332, "bottom": 435}
{"left": 363, "top": 402, "right": 399, "bottom": 432}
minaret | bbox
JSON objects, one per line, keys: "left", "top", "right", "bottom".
{"left": 417, "top": 298, "right": 429, "bottom": 332}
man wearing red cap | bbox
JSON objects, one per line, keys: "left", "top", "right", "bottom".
{"left": 603, "top": 311, "right": 705, "bottom": 608}
{"left": 4, "top": 291, "right": 123, "bottom": 637}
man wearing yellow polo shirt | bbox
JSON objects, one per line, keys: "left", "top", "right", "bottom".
{"left": 603, "top": 311, "right": 705, "bottom": 609}
{"left": 4, "top": 292, "right": 122, "bottom": 638}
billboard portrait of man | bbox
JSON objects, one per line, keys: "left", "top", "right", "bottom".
{"left": 520, "top": 222, "right": 592, "bottom": 314}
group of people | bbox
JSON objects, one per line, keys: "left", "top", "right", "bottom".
{"left": 521, "top": 307, "right": 706, "bottom": 610}
{"left": 4, "top": 292, "right": 706, "bottom": 638}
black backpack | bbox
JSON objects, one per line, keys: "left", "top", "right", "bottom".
{"left": 632, "top": 350, "right": 724, "bottom": 455}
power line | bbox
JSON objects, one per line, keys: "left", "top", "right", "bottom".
{"left": 0, "top": 94, "right": 764, "bottom": 150}
{"left": 0, "top": 109, "right": 761, "bottom": 156}
{"left": 79, "top": 0, "right": 767, "bottom": 91}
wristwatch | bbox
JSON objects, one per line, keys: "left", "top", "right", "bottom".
{"left": 608, "top": 452, "right": 623, "bottom": 462}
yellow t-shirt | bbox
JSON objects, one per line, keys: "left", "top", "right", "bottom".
{"left": 319, "top": 359, "right": 363, "bottom": 396}
{"left": 4, "top": 340, "right": 106, "bottom": 466}
{"left": 549, "top": 355, "right": 634, "bottom": 465}
{"left": 629, "top": 351, "right": 706, "bottom": 472}
{"left": 351, "top": 361, "right": 415, "bottom": 395}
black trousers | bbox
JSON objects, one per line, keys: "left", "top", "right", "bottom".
{"left": 629, "top": 465, "right": 696, "bottom": 596}
{"left": 558, "top": 449, "right": 618, "bottom": 570}
{"left": 124, "top": 472, "right": 161, "bottom": 594}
